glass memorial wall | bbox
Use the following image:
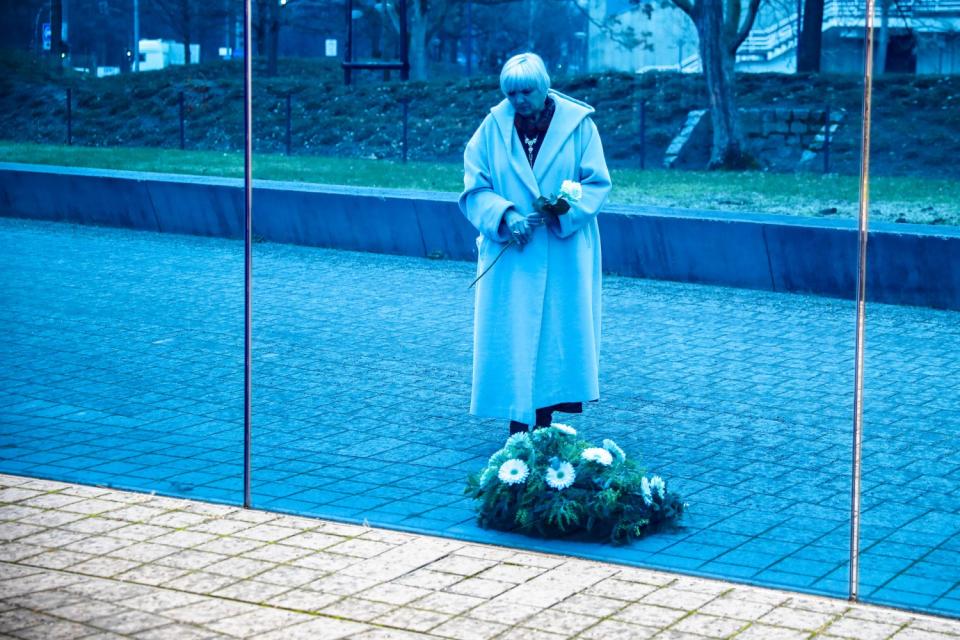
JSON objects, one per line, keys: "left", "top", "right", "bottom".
{"left": 858, "top": 0, "right": 960, "bottom": 616}
{"left": 245, "top": 0, "right": 872, "bottom": 612}
{"left": 0, "top": 0, "right": 246, "bottom": 505}
{"left": 1, "top": 0, "right": 957, "bottom": 621}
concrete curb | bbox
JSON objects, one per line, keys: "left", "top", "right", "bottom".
{"left": 2, "top": 162, "right": 958, "bottom": 310}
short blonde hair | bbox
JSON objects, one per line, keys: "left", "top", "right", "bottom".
{"left": 499, "top": 53, "right": 551, "bottom": 96}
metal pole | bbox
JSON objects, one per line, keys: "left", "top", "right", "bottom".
{"left": 344, "top": 0, "right": 353, "bottom": 85}
{"left": 849, "top": 0, "right": 876, "bottom": 603}
{"left": 402, "top": 100, "right": 409, "bottom": 163}
{"left": 639, "top": 99, "right": 646, "bottom": 170}
{"left": 179, "top": 91, "right": 185, "bottom": 150}
{"left": 243, "top": 0, "right": 253, "bottom": 509}
{"left": 66, "top": 88, "right": 72, "bottom": 145}
{"left": 399, "top": 0, "right": 409, "bottom": 80}
{"left": 133, "top": 0, "right": 140, "bottom": 72}
{"left": 285, "top": 94, "right": 292, "bottom": 156}
{"left": 823, "top": 103, "right": 831, "bottom": 174}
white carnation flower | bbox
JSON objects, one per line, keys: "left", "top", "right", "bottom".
{"left": 641, "top": 476, "right": 653, "bottom": 505}
{"left": 552, "top": 423, "right": 577, "bottom": 436}
{"left": 498, "top": 459, "right": 529, "bottom": 485}
{"left": 545, "top": 461, "right": 576, "bottom": 490}
{"left": 649, "top": 475, "right": 666, "bottom": 500}
{"left": 559, "top": 180, "right": 583, "bottom": 203}
{"left": 581, "top": 447, "right": 613, "bottom": 466}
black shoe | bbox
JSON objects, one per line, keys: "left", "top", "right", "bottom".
{"left": 509, "top": 421, "right": 529, "bottom": 435}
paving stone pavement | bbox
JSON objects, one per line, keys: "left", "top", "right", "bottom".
{"left": 0, "top": 218, "right": 958, "bottom": 618}
{"left": 4, "top": 472, "right": 960, "bottom": 640}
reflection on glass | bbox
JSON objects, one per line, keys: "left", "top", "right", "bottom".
{"left": 242, "top": 0, "right": 876, "bottom": 610}
{"left": 0, "top": 2, "right": 245, "bottom": 505}
{"left": 859, "top": 0, "right": 960, "bottom": 617}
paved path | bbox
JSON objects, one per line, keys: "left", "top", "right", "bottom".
{"left": 0, "top": 218, "right": 959, "bottom": 618}
{"left": 5, "top": 472, "right": 960, "bottom": 640}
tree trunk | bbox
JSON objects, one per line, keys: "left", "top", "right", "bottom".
{"left": 409, "top": 0, "right": 428, "bottom": 80}
{"left": 267, "top": 0, "right": 281, "bottom": 76}
{"left": 876, "top": 0, "right": 890, "bottom": 74}
{"left": 696, "top": 0, "right": 748, "bottom": 168}
{"left": 51, "top": 0, "right": 63, "bottom": 71}
{"left": 797, "top": 0, "right": 823, "bottom": 72}
{"left": 182, "top": 0, "right": 193, "bottom": 64}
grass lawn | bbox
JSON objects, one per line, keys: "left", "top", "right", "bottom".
{"left": 2, "top": 141, "right": 958, "bottom": 226}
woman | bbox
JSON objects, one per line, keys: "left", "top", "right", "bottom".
{"left": 459, "top": 52, "right": 612, "bottom": 435}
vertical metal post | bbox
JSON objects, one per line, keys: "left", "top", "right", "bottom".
{"left": 344, "top": 0, "right": 353, "bottom": 85}
{"left": 850, "top": 0, "right": 877, "bottom": 603}
{"left": 179, "top": 91, "right": 185, "bottom": 150}
{"left": 399, "top": 0, "right": 409, "bottom": 80}
{"left": 823, "top": 103, "right": 831, "bottom": 174}
{"left": 133, "top": 0, "right": 140, "bottom": 72}
{"left": 66, "top": 88, "right": 72, "bottom": 145}
{"left": 639, "top": 99, "right": 646, "bottom": 170}
{"left": 285, "top": 94, "right": 292, "bottom": 156}
{"left": 243, "top": 0, "right": 253, "bottom": 509}
{"left": 402, "top": 100, "right": 409, "bottom": 163}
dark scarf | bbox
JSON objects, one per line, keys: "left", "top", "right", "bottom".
{"left": 514, "top": 96, "right": 556, "bottom": 167}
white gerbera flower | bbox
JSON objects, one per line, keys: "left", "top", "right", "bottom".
{"left": 602, "top": 438, "right": 626, "bottom": 462}
{"left": 545, "top": 461, "right": 576, "bottom": 490}
{"left": 552, "top": 423, "right": 577, "bottom": 436}
{"left": 649, "top": 475, "right": 666, "bottom": 500}
{"left": 498, "top": 459, "right": 529, "bottom": 485}
{"left": 641, "top": 476, "right": 653, "bottom": 505}
{"left": 581, "top": 447, "right": 613, "bottom": 466}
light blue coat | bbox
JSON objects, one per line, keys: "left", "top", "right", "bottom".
{"left": 459, "top": 90, "right": 612, "bottom": 425}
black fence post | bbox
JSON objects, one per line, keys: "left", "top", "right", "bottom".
{"left": 639, "top": 99, "right": 646, "bottom": 170}
{"left": 66, "top": 88, "right": 72, "bottom": 146}
{"left": 285, "top": 94, "right": 292, "bottom": 156}
{"left": 402, "top": 100, "right": 409, "bottom": 164}
{"left": 179, "top": 91, "right": 185, "bottom": 150}
{"left": 823, "top": 103, "right": 831, "bottom": 174}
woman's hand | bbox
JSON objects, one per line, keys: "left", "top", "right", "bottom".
{"left": 504, "top": 210, "right": 542, "bottom": 248}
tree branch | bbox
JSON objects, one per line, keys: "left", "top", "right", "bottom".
{"left": 732, "top": 0, "right": 761, "bottom": 52}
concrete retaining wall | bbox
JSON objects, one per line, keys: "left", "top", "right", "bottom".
{"left": 2, "top": 162, "right": 958, "bottom": 310}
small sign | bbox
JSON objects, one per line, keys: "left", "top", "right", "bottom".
{"left": 42, "top": 23, "right": 51, "bottom": 50}
{"left": 325, "top": 39, "right": 337, "bottom": 57}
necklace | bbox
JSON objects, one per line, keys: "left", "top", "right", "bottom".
{"left": 523, "top": 135, "right": 538, "bottom": 165}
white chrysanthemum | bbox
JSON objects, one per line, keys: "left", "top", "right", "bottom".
{"left": 649, "top": 475, "right": 666, "bottom": 500}
{"left": 487, "top": 448, "right": 507, "bottom": 466}
{"left": 559, "top": 180, "right": 583, "bottom": 202}
{"left": 552, "top": 423, "right": 577, "bottom": 436}
{"left": 581, "top": 447, "right": 613, "bottom": 466}
{"left": 498, "top": 459, "right": 529, "bottom": 485}
{"left": 545, "top": 461, "right": 576, "bottom": 490}
{"left": 505, "top": 432, "right": 531, "bottom": 450}
{"left": 479, "top": 466, "right": 497, "bottom": 487}
{"left": 602, "top": 438, "right": 626, "bottom": 462}
{"left": 641, "top": 476, "right": 653, "bottom": 505}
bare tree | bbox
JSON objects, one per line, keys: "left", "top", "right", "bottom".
{"left": 51, "top": 0, "right": 64, "bottom": 70}
{"left": 671, "top": 0, "right": 762, "bottom": 168}
{"left": 796, "top": 0, "right": 823, "bottom": 71}
{"left": 149, "top": 0, "right": 230, "bottom": 63}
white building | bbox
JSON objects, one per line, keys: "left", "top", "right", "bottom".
{"left": 136, "top": 39, "right": 201, "bottom": 72}
{"left": 589, "top": 0, "right": 960, "bottom": 74}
